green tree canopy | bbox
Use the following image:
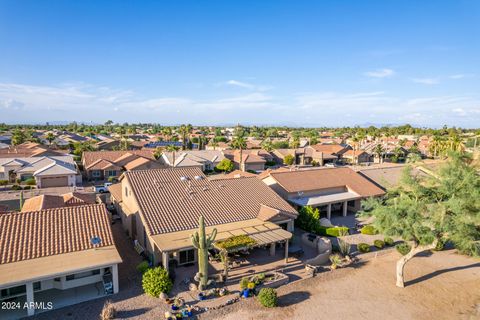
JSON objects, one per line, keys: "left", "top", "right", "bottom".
{"left": 359, "top": 153, "right": 480, "bottom": 287}
{"left": 283, "top": 154, "right": 295, "bottom": 166}
{"left": 216, "top": 158, "right": 234, "bottom": 172}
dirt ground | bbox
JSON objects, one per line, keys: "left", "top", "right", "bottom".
{"left": 31, "top": 224, "right": 480, "bottom": 320}
{"left": 203, "top": 250, "right": 480, "bottom": 320}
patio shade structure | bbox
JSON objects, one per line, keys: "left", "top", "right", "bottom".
{"left": 289, "top": 191, "right": 361, "bottom": 207}
{"left": 152, "top": 218, "right": 293, "bottom": 271}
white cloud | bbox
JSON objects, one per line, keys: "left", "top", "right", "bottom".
{"left": 412, "top": 77, "right": 440, "bottom": 85}
{"left": 224, "top": 80, "right": 272, "bottom": 91}
{"left": 226, "top": 80, "right": 255, "bottom": 89}
{"left": 364, "top": 69, "right": 395, "bottom": 78}
{"left": 1, "top": 81, "right": 479, "bottom": 128}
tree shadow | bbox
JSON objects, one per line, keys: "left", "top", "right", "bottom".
{"left": 278, "top": 291, "right": 311, "bottom": 307}
{"left": 405, "top": 262, "right": 480, "bottom": 287}
{"left": 115, "top": 308, "right": 152, "bottom": 318}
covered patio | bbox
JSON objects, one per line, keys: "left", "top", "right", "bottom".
{"left": 153, "top": 218, "right": 294, "bottom": 273}
{"left": 289, "top": 191, "right": 362, "bottom": 219}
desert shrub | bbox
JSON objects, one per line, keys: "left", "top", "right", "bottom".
{"left": 239, "top": 277, "right": 250, "bottom": 290}
{"left": 434, "top": 239, "right": 446, "bottom": 251}
{"left": 357, "top": 243, "right": 371, "bottom": 253}
{"left": 384, "top": 237, "right": 394, "bottom": 246}
{"left": 22, "top": 186, "right": 32, "bottom": 190}
{"left": 11, "top": 185, "right": 22, "bottom": 190}
{"left": 396, "top": 242, "right": 412, "bottom": 256}
{"left": 100, "top": 300, "right": 116, "bottom": 320}
{"left": 0, "top": 180, "right": 9, "bottom": 186}
{"left": 257, "top": 288, "right": 278, "bottom": 308}
{"left": 337, "top": 228, "right": 351, "bottom": 256}
{"left": 142, "top": 267, "right": 172, "bottom": 297}
{"left": 374, "top": 240, "right": 385, "bottom": 249}
{"left": 136, "top": 261, "right": 150, "bottom": 274}
{"left": 329, "top": 253, "right": 343, "bottom": 268}
{"left": 316, "top": 225, "right": 349, "bottom": 237}
{"left": 24, "top": 178, "right": 36, "bottom": 186}
{"left": 360, "top": 225, "right": 377, "bottom": 235}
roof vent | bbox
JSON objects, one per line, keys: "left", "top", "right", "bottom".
{"left": 180, "top": 176, "right": 189, "bottom": 182}
{"left": 194, "top": 175, "right": 204, "bottom": 181}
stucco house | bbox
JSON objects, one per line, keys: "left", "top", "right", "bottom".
{"left": 340, "top": 150, "right": 371, "bottom": 164}
{"left": 109, "top": 167, "right": 297, "bottom": 272}
{"left": 261, "top": 167, "right": 385, "bottom": 219}
{"left": 0, "top": 204, "right": 122, "bottom": 318}
{"left": 82, "top": 150, "right": 161, "bottom": 181}
{"left": 161, "top": 150, "right": 225, "bottom": 171}
{"left": 0, "top": 156, "right": 79, "bottom": 188}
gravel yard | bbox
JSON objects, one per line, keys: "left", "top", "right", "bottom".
{"left": 31, "top": 223, "right": 480, "bottom": 320}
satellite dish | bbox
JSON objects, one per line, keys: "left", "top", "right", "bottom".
{"left": 91, "top": 236, "right": 102, "bottom": 246}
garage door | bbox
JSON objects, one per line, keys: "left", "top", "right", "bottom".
{"left": 41, "top": 176, "right": 68, "bottom": 188}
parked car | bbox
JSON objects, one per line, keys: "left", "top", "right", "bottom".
{"left": 93, "top": 182, "right": 112, "bottom": 193}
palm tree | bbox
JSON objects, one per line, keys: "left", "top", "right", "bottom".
{"left": 374, "top": 144, "right": 384, "bottom": 164}
{"left": 166, "top": 145, "right": 180, "bottom": 167}
{"left": 179, "top": 124, "right": 192, "bottom": 150}
{"left": 162, "top": 127, "right": 172, "bottom": 141}
{"left": 210, "top": 139, "right": 219, "bottom": 151}
{"left": 232, "top": 125, "right": 247, "bottom": 171}
{"left": 45, "top": 132, "right": 55, "bottom": 145}
{"left": 351, "top": 136, "right": 359, "bottom": 165}
{"left": 261, "top": 138, "right": 274, "bottom": 152}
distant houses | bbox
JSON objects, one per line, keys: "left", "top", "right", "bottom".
{"left": 82, "top": 150, "right": 162, "bottom": 181}
{"left": 0, "top": 156, "right": 80, "bottom": 188}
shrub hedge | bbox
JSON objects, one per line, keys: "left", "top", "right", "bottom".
{"left": 373, "top": 240, "right": 385, "bottom": 249}
{"left": 142, "top": 267, "right": 172, "bottom": 297}
{"left": 384, "top": 237, "right": 394, "bottom": 246}
{"left": 360, "top": 225, "right": 377, "bottom": 235}
{"left": 316, "top": 225, "right": 349, "bottom": 237}
{"left": 357, "top": 243, "right": 371, "bottom": 253}
{"left": 396, "top": 242, "right": 411, "bottom": 256}
{"left": 257, "top": 288, "right": 278, "bottom": 308}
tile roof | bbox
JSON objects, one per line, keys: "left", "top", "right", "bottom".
{"left": 124, "top": 167, "right": 298, "bottom": 235}
{"left": 0, "top": 204, "right": 114, "bottom": 264}
{"left": 209, "top": 170, "right": 258, "bottom": 180}
{"left": 123, "top": 156, "right": 152, "bottom": 170}
{"left": 82, "top": 150, "right": 155, "bottom": 168}
{"left": 266, "top": 167, "right": 385, "bottom": 197}
{"left": 21, "top": 195, "right": 66, "bottom": 212}
{"left": 308, "top": 144, "right": 348, "bottom": 155}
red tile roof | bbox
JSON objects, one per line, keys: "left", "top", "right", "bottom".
{"left": 124, "top": 167, "right": 297, "bottom": 235}
{"left": 0, "top": 204, "right": 114, "bottom": 264}
{"left": 267, "top": 167, "right": 385, "bottom": 197}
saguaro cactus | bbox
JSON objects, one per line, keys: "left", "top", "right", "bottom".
{"left": 191, "top": 215, "right": 217, "bottom": 290}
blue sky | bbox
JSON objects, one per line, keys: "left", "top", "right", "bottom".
{"left": 0, "top": 1, "right": 479, "bottom": 127}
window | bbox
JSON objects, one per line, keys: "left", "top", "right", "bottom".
{"left": 347, "top": 200, "right": 355, "bottom": 207}
{"left": 179, "top": 249, "right": 195, "bottom": 265}
{"left": 92, "top": 170, "right": 101, "bottom": 177}
{"left": 107, "top": 170, "right": 116, "bottom": 177}
{"left": 1, "top": 285, "right": 26, "bottom": 298}
{"left": 125, "top": 187, "right": 128, "bottom": 197}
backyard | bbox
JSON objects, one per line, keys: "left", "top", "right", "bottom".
{"left": 204, "top": 249, "right": 480, "bottom": 320}
{"left": 30, "top": 219, "right": 480, "bottom": 319}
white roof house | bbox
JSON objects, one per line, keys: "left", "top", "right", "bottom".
{"left": 0, "top": 156, "right": 79, "bottom": 188}
{"left": 161, "top": 150, "right": 226, "bottom": 171}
